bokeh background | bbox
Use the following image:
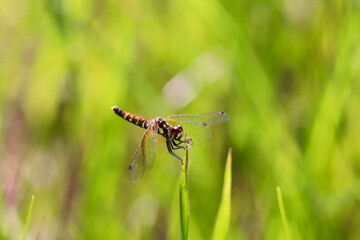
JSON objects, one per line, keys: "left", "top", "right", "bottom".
{"left": 1, "top": 0, "right": 360, "bottom": 239}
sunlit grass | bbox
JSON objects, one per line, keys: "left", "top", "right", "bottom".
{"left": 212, "top": 148, "right": 232, "bottom": 240}
{"left": 276, "top": 187, "right": 290, "bottom": 240}
{"left": 22, "top": 195, "right": 34, "bottom": 240}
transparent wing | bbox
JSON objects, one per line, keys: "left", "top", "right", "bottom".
{"left": 128, "top": 123, "right": 158, "bottom": 183}
{"left": 164, "top": 112, "right": 229, "bottom": 146}
{"left": 163, "top": 112, "right": 230, "bottom": 125}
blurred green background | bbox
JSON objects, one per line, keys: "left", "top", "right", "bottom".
{"left": 1, "top": 0, "right": 360, "bottom": 239}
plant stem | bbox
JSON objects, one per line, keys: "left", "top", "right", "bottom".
{"left": 179, "top": 147, "right": 189, "bottom": 240}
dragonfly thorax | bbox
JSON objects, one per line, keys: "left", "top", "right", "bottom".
{"left": 157, "top": 119, "right": 184, "bottom": 141}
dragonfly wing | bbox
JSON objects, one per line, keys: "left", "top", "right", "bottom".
{"left": 129, "top": 123, "right": 158, "bottom": 183}
{"left": 129, "top": 141, "right": 146, "bottom": 183}
{"left": 163, "top": 112, "right": 230, "bottom": 125}
{"left": 164, "top": 112, "right": 229, "bottom": 146}
{"left": 144, "top": 123, "right": 158, "bottom": 169}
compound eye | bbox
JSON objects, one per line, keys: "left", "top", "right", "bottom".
{"left": 170, "top": 125, "right": 184, "bottom": 140}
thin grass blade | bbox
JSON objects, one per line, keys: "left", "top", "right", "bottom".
{"left": 22, "top": 195, "right": 34, "bottom": 240}
{"left": 179, "top": 147, "right": 189, "bottom": 240}
{"left": 167, "top": 188, "right": 180, "bottom": 239}
{"left": 212, "top": 148, "right": 232, "bottom": 240}
{"left": 276, "top": 186, "right": 291, "bottom": 240}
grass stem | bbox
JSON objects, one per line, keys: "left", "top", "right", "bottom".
{"left": 179, "top": 147, "right": 189, "bottom": 240}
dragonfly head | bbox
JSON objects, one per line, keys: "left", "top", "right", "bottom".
{"left": 169, "top": 125, "right": 184, "bottom": 140}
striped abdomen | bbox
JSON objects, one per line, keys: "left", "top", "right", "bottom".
{"left": 112, "top": 106, "right": 150, "bottom": 129}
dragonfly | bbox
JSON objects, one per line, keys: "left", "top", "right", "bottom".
{"left": 112, "top": 106, "right": 229, "bottom": 183}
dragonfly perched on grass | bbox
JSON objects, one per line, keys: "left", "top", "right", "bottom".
{"left": 112, "top": 106, "right": 229, "bottom": 183}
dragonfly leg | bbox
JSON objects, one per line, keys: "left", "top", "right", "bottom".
{"left": 172, "top": 139, "right": 185, "bottom": 149}
{"left": 166, "top": 140, "right": 183, "bottom": 162}
{"left": 170, "top": 141, "right": 184, "bottom": 151}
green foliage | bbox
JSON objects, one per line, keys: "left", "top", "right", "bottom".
{"left": 212, "top": 148, "right": 232, "bottom": 240}
{"left": 0, "top": 0, "right": 360, "bottom": 239}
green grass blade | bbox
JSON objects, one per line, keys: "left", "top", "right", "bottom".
{"left": 167, "top": 188, "right": 180, "bottom": 240}
{"left": 212, "top": 148, "right": 232, "bottom": 240}
{"left": 276, "top": 187, "right": 291, "bottom": 240}
{"left": 22, "top": 195, "right": 34, "bottom": 240}
{"left": 179, "top": 147, "right": 190, "bottom": 240}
